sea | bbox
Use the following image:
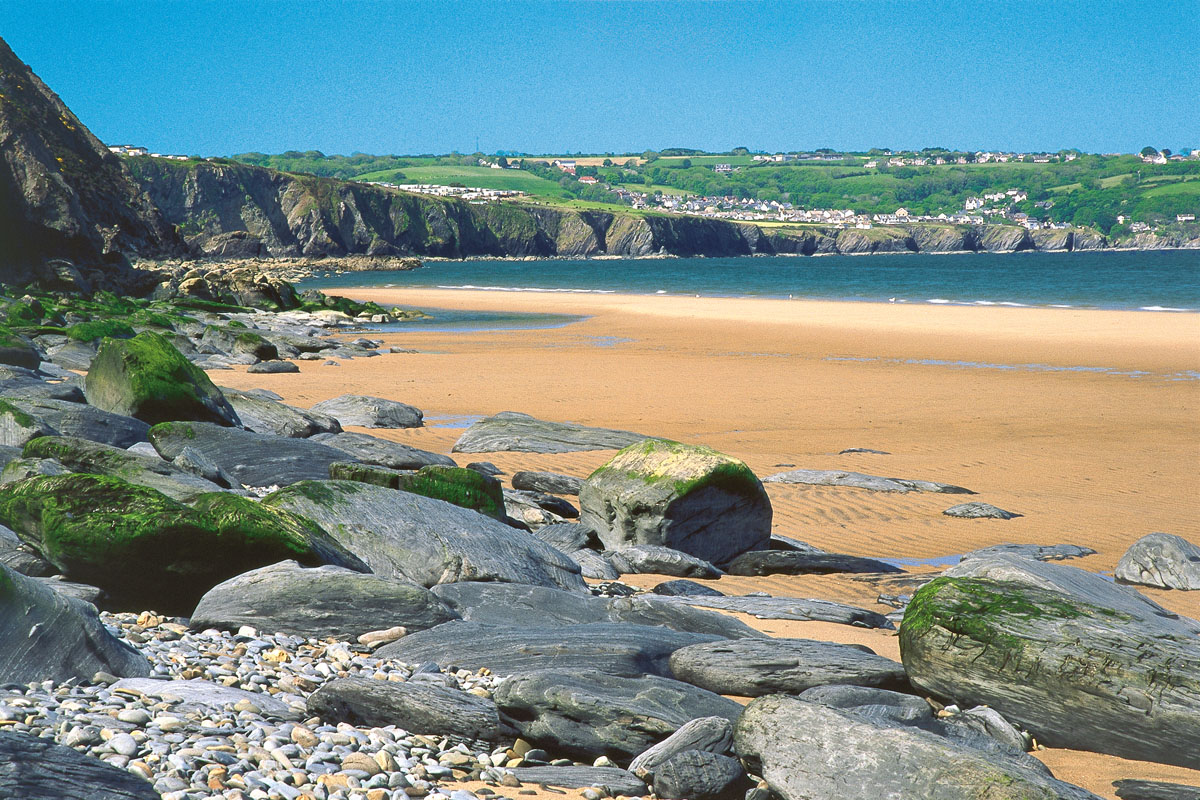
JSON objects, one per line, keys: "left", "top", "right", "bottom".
{"left": 301, "top": 249, "right": 1200, "bottom": 314}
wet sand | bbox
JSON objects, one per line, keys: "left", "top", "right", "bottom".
{"left": 217, "top": 288, "right": 1200, "bottom": 799}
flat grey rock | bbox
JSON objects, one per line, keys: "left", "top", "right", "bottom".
{"left": 311, "top": 431, "right": 455, "bottom": 470}
{"left": 727, "top": 550, "right": 902, "bottom": 576}
{"left": 33, "top": 575, "right": 107, "bottom": 606}
{"left": 111, "top": 677, "right": 298, "bottom": 720}
{"left": 1115, "top": 533, "right": 1200, "bottom": 590}
{"left": 0, "top": 522, "right": 53, "bottom": 576}
{"left": 6, "top": 397, "right": 150, "bottom": 448}
{"left": 763, "top": 468, "right": 974, "bottom": 494}
{"left": 376, "top": 620, "right": 723, "bottom": 677}
{"left": 734, "top": 695, "right": 1102, "bottom": 800}
{"left": 534, "top": 523, "right": 596, "bottom": 554}
{"left": 629, "top": 716, "right": 733, "bottom": 779}
{"left": 653, "top": 579, "right": 724, "bottom": 597}
{"left": 665, "top": 595, "right": 895, "bottom": 629}
{"left": 264, "top": 481, "right": 585, "bottom": 591}
{"left": 150, "top": 421, "right": 350, "bottom": 487}
{"left": 605, "top": 594, "right": 763, "bottom": 639}
{"left": 453, "top": 411, "right": 647, "bottom": 454}
{"left": 507, "top": 767, "right": 646, "bottom": 795}
{"left": 0, "top": 564, "right": 149, "bottom": 683}
{"left": 512, "top": 470, "right": 584, "bottom": 495}
{"left": 246, "top": 360, "right": 299, "bottom": 373}
{"left": 191, "top": 560, "right": 460, "bottom": 639}
{"left": 0, "top": 730, "right": 161, "bottom": 800}
{"left": 1113, "top": 779, "right": 1200, "bottom": 800}
{"left": 961, "top": 543, "right": 1097, "bottom": 562}
{"left": 670, "top": 637, "right": 907, "bottom": 696}
{"left": 494, "top": 668, "right": 743, "bottom": 760}
{"left": 944, "top": 502, "right": 1021, "bottom": 519}
{"left": 307, "top": 676, "right": 509, "bottom": 742}
{"left": 768, "top": 534, "right": 827, "bottom": 553}
{"left": 571, "top": 548, "right": 620, "bottom": 579}
{"left": 311, "top": 394, "right": 423, "bottom": 429}
{"left": 222, "top": 387, "right": 342, "bottom": 438}
{"left": 606, "top": 544, "right": 722, "bottom": 578}
{"left": 653, "top": 750, "right": 746, "bottom": 800}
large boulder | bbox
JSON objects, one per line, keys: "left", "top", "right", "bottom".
{"left": 263, "top": 480, "right": 585, "bottom": 591}
{"left": 311, "top": 431, "right": 456, "bottom": 470}
{"left": 0, "top": 399, "right": 55, "bottom": 447}
{"left": 452, "top": 411, "right": 648, "bottom": 454}
{"left": 579, "top": 439, "right": 771, "bottom": 565}
{"left": 1115, "top": 533, "right": 1200, "bottom": 590}
{"left": 1, "top": 397, "right": 150, "bottom": 448}
{"left": 85, "top": 331, "right": 241, "bottom": 426}
{"left": 191, "top": 560, "right": 459, "bottom": 639}
{"left": 628, "top": 716, "right": 733, "bottom": 780}
{"left": 376, "top": 620, "right": 722, "bottom": 677}
{"left": 512, "top": 470, "right": 584, "bottom": 495}
{"left": 900, "top": 577, "right": 1200, "bottom": 769}
{"left": 0, "top": 730, "right": 161, "bottom": 800}
{"left": 307, "top": 676, "right": 511, "bottom": 741}
{"left": 734, "top": 694, "right": 1101, "bottom": 800}
{"left": 222, "top": 387, "right": 342, "bottom": 438}
{"left": 0, "top": 563, "right": 150, "bottom": 684}
{"left": 329, "top": 462, "right": 505, "bottom": 519}
{"left": 669, "top": 637, "right": 908, "bottom": 696}
{"left": 494, "top": 668, "right": 744, "bottom": 760}
{"left": 652, "top": 750, "right": 746, "bottom": 800}
{"left": 310, "top": 394, "right": 423, "bottom": 428}
{"left": 0, "top": 475, "right": 365, "bottom": 613}
{"left": 606, "top": 544, "right": 721, "bottom": 578}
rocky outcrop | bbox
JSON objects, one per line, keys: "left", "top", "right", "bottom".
{"left": 1114, "top": 533, "right": 1200, "bottom": 590}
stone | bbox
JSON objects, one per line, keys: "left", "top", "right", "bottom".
{"left": 246, "top": 360, "right": 300, "bottom": 373}
{"left": 662, "top": 594, "right": 895, "bottom": 629}
{"left": 652, "top": 580, "right": 724, "bottom": 597}
{"left": 506, "top": 488, "right": 579, "bottom": 519}
{"left": 734, "top": 695, "right": 1101, "bottom": 800}
{"left": 768, "top": 534, "right": 827, "bottom": 553}
{"left": 652, "top": 750, "right": 745, "bottom": 800}
{"left": 512, "top": 471, "right": 584, "bottom": 495}
{"left": 265, "top": 480, "right": 585, "bottom": 591}
{"left": 312, "top": 431, "right": 456, "bottom": 470}
{"left": 0, "top": 522, "right": 53, "bottom": 576}
{"left": 1115, "top": 533, "right": 1200, "bottom": 590}
{"left": 534, "top": 523, "right": 597, "bottom": 554}
{"left": 571, "top": 549, "right": 620, "bottom": 580}
{"left": 669, "top": 637, "right": 907, "bottom": 696}
{"left": 0, "top": 399, "right": 55, "bottom": 447}
{"left": 222, "top": 387, "right": 342, "bottom": 438}
{"left": 0, "top": 474, "right": 366, "bottom": 613}
{"left": 149, "top": 421, "right": 351, "bottom": 487}
{"left": 376, "top": 620, "right": 723, "bottom": 677}
{"left": 191, "top": 560, "right": 459, "bottom": 639}
{"left": 506, "top": 767, "right": 645, "bottom": 796}
{"left": 0, "top": 563, "right": 150, "bottom": 683}
{"left": 943, "top": 502, "right": 1021, "bottom": 519}
{"left": 0, "top": 456, "right": 71, "bottom": 484}
{"left": 330, "top": 462, "right": 506, "bottom": 519}
{"left": 1113, "top": 780, "right": 1200, "bottom": 800}
{"left": 307, "top": 676, "right": 512, "bottom": 742}
{"left": 172, "top": 445, "right": 241, "bottom": 490}
{"left": 580, "top": 439, "right": 772, "bottom": 566}
{"left": 452, "top": 411, "right": 647, "bottom": 454}
{"left": 605, "top": 544, "right": 722, "bottom": 578}
{"left": 494, "top": 668, "right": 743, "bottom": 760}
{"left": 960, "top": 543, "right": 1097, "bottom": 562}
{"left": 4, "top": 397, "right": 151, "bottom": 448}
{"left": 110, "top": 678, "right": 299, "bottom": 720}
{"left": 763, "top": 468, "right": 974, "bottom": 494}
{"left": 0, "top": 730, "right": 161, "bottom": 799}
{"left": 467, "top": 461, "right": 502, "bottom": 476}
{"left": 725, "top": 550, "right": 902, "bottom": 576}
{"left": 311, "top": 394, "right": 424, "bottom": 428}
{"left": 85, "top": 331, "right": 241, "bottom": 426}
{"left": 900, "top": 576, "right": 1200, "bottom": 769}
{"left": 33, "top": 575, "right": 107, "bottom": 605}
{"left": 605, "top": 594, "right": 763, "bottom": 639}
{"left": 628, "top": 716, "right": 733, "bottom": 779}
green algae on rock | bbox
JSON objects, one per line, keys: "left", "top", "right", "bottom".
{"left": 328, "top": 462, "right": 505, "bottom": 519}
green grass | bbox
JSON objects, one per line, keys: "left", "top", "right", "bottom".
{"left": 658, "top": 155, "right": 758, "bottom": 166}
{"left": 615, "top": 182, "right": 689, "bottom": 196}
{"left": 356, "top": 165, "right": 570, "bottom": 199}
{"left": 1144, "top": 179, "right": 1200, "bottom": 197}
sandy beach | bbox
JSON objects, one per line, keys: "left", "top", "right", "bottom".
{"left": 218, "top": 288, "right": 1200, "bottom": 799}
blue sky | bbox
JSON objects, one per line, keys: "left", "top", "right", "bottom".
{"left": 4, "top": 1, "right": 1196, "bottom": 156}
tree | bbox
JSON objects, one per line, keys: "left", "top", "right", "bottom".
{"left": 497, "top": 156, "right": 509, "bottom": 168}
{"left": 731, "top": 147, "right": 750, "bottom": 155}
{"left": 1141, "top": 146, "right": 1158, "bottom": 157}
{"left": 680, "top": 158, "right": 692, "bottom": 169}
{"left": 602, "top": 158, "right": 613, "bottom": 167}
{"left": 1161, "top": 149, "right": 1172, "bottom": 157}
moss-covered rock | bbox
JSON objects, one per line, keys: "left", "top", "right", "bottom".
{"left": 0, "top": 474, "right": 364, "bottom": 612}
{"left": 328, "top": 462, "right": 505, "bottom": 519}
{"left": 579, "top": 439, "right": 772, "bottom": 565}
{"left": 84, "top": 331, "right": 241, "bottom": 426}
{"left": 0, "top": 326, "right": 41, "bottom": 369}
{"left": 65, "top": 319, "right": 136, "bottom": 342}
{"left": 0, "top": 399, "right": 55, "bottom": 447}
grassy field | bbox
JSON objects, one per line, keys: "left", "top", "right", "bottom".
{"left": 658, "top": 155, "right": 759, "bottom": 167}
{"left": 1144, "top": 179, "right": 1200, "bottom": 197}
{"left": 615, "top": 182, "right": 689, "bottom": 196}
{"left": 357, "top": 165, "right": 570, "bottom": 198}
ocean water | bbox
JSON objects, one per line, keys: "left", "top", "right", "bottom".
{"left": 301, "top": 249, "right": 1200, "bottom": 312}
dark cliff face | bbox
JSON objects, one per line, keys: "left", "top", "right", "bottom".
{"left": 0, "top": 36, "right": 181, "bottom": 277}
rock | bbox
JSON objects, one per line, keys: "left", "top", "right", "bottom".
{"left": 110, "top": 677, "right": 299, "bottom": 720}
{"left": 329, "top": 462, "right": 506, "bottom": 519}
{"left": 467, "top": 461, "right": 503, "bottom": 476}
{"left": 311, "top": 431, "right": 456, "bottom": 470}
{"left": 0, "top": 522, "right": 54, "bottom": 576}
{"left": 85, "top": 331, "right": 241, "bottom": 426}
{"left": 33, "top": 575, "right": 107, "bottom": 605}
{"left": 191, "top": 560, "right": 459, "bottom": 639}
{"left": 307, "top": 676, "right": 511, "bottom": 741}
{"left": 580, "top": 439, "right": 771, "bottom": 565}
{"left": 571, "top": 549, "right": 620, "bottom": 580}
{"left": 1115, "top": 533, "right": 1200, "bottom": 590}
{"left": 503, "top": 490, "right": 570, "bottom": 529}
{"left": 0, "top": 730, "right": 161, "bottom": 799}
{"left": 944, "top": 553, "right": 1200, "bottom": 634}
{"left": 246, "top": 359, "right": 300, "bottom": 374}
{"left": 652, "top": 750, "right": 746, "bottom": 800}
{"left": 512, "top": 471, "right": 583, "bottom": 495}
{"left": 1113, "top": 779, "right": 1200, "bottom": 800}
{"left": 0, "top": 475, "right": 365, "bottom": 613}
{"left": 670, "top": 637, "right": 907, "bottom": 696}
{"left": 222, "top": 387, "right": 342, "bottom": 438}
{"left": 961, "top": 543, "right": 1097, "bottom": 562}
{"left": 605, "top": 594, "right": 763, "bottom": 639}
{"left": 506, "top": 488, "right": 579, "bottom": 519}
{"left": 311, "top": 394, "right": 423, "bottom": 428}
{"left": 900, "top": 576, "right": 1200, "bottom": 769}
{"left": 629, "top": 716, "right": 733, "bottom": 779}
{"left": 944, "top": 501, "right": 1021, "bottom": 519}
{"left": 494, "top": 668, "right": 744, "bottom": 759}
{"left": 663, "top": 594, "right": 894, "bottom": 629}
{"left": 734, "top": 694, "right": 1101, "bottom": 800}
{"left": 768, "top": 533, "right": 827, "bottom": 553}
{"left": 21, "top": 435, "right": 225, "bottom": 501}
{"left": 264, "top": 480, "right": 586, "bottom": 591}
{"left": 0, "top": 563, "right": 149, "bottom": 683}
{"left": 0, "top": 399, "right": 55, "bottom": 447}
{"left": 376, "top": 620, "right": 722, "bottom": 677}
{"left": 763, "top": 468, "right": 974, "bottom": 494}
{"left": 606, "top": 544, "right": 722, "bottom": 578}
{"left": 0, "top": 335, "right": 39, "bottom": 370}
{"left": 726, "top": 550, "right": 902, "bottom": 576}
{"left": 506, "top": 766, "right": 646, "bottom": 796}
{"left": 839, "top": 447, "right": 890, "bottom": 455}
{"left": 172, "top": 445, "right": 241, "bottom": 489}
{"left": 534, "top": 523, "right": 597, "bottom": 554}
{"left": 653, "top": 579, "right": 724, "bottom": 597}
{"left": 4, "top": 397, "right": 151, "bottom": 448}
{"left": 452, "top": 411, "right": 647, "bottom": 454}
{"left": 149, "top": 421, "right": 351, "bottom": 487}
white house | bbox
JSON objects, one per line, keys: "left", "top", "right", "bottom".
{"left": 714, "top": 164, "right": 733, "bottom": 174}
{"left": 1179, "top": 214, "right": 1197, "bottom": 222}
